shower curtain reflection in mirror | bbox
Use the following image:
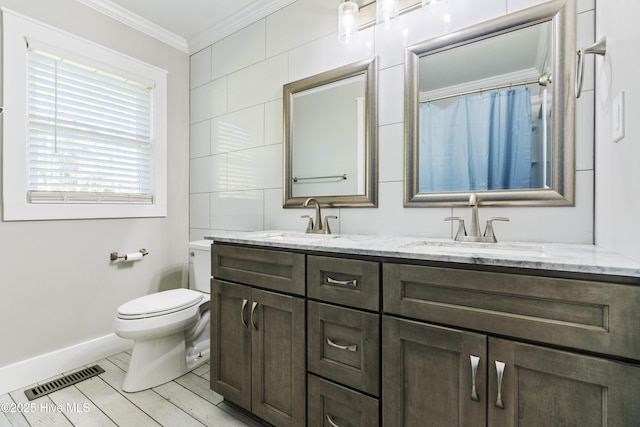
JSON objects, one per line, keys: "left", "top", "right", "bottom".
{"left": 418, "top": 87, "right": 550, "bottom": 193}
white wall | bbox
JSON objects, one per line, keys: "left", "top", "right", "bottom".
{"left": 190, "top": 0, "right": 596, "bottom": 245}
{"left": 0, "top": 0, "right": 190, "bottom": 391}
{"left": 594, "top": 0, "right": 640, "bottom": 262}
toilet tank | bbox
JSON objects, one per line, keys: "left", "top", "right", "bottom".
{"left": 188, "top": 240, "right": 212, "bottom": 293}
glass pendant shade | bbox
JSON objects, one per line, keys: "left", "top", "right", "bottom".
{"left": 338, "top": 1, "right": 359, "bottom": 44}
{"left": 377, "top": 0, "right": 399, "bottom": 26}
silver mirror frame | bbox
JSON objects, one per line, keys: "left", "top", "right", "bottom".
{"left": 404, "top": 0, "right": 576, "bottom": 207}
{"left": 283, "top": 57, "right": 378, "bottom": 208}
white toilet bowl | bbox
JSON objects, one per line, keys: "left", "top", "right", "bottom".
{"left": 113, "top": 241, "right": 212, "bottom": 392}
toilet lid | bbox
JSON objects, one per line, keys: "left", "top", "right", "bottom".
{"left": 117, "top": 289, "right": 203, "bottom": 318}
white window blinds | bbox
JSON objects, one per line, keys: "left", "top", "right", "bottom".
{"left": 27, "top": 48, "right": 154, "bottom": 204}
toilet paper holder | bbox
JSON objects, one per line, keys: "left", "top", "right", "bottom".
{"left": 110, "top": 248, "right": 149, "bottom": 261}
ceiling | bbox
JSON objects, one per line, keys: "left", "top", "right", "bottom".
{"left": 77, "top": 0, "right": 295, "bottom": 53}
{"left": 108, "top": 0, "right": 256, "bottom": 40}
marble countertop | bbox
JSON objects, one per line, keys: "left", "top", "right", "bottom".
{"left": 206, "top": 230, "right": 640, "bottom": 279}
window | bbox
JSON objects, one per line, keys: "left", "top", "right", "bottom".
{"left": 2, "top": 9, "right": 167, "bottom": 220}
{"left": 27, "top": 48, "right": 155, "bottom": 204}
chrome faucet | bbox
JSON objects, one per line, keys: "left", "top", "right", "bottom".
{"left": 467, "top": 193, "right": 482, "bottom": 238}
{"left": 445, "top": 193, "right": 509, "bottom": 242}
{"left": 301, "top": 198, "right": 337, "bottom": 234}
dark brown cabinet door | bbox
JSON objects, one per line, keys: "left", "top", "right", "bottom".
{"left": 211, "top": 280, "right": 306, "bottom": 427}
{"left": 251, "top": 288, "right": 306, "bottom": 427}
{"left": 488, "top": 338, "right": 640, "bottom": 427}
{"left": 382, "top": 316, "right": 487, "bottom": 427}
{"left": 210, "top": 279, "right": 252, "bottom": 410}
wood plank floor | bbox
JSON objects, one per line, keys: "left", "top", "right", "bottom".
{"left": 0, "top": 351, "right": 266, "bottom": 427}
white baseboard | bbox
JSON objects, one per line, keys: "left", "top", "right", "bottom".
{"left": 0, "top": 333, "right": 132, "bottom": 395}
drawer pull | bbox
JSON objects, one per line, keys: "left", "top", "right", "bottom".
{"left": 326, "top": 276, "right": 357, "bottom": 287}
{"left": 495, "top": 361, "right": 505, "bottom": 409}
{"left": 250, "top": 301, "right": 258, "bottom": 330}
{"left": 326, "top": 414, "right": 341, "bottom": 427}
{"left": 241, "top": 299, "right": 249, "bottom": 328}
{"left": 470, "top": 355, "right": 480, "bottom": 401}
{"left": 326, "top": 337, "right": 357, "bottom": 352}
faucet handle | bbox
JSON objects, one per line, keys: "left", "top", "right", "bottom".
{"left": 445, "top": 217, "right": 467, "bottom": 240}
{"left": 323, "top": 215, "right": 338, "bottom": 235}
{"left": 301, "top": 215, "right": 314, "bottom": 233}
{"left": 484, "top": 217, "right": 509, "bottom": 242}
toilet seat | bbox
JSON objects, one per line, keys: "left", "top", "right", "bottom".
{"left": 117, "top": 289, "right": 204, "bottom": 320}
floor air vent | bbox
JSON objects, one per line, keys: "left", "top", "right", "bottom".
{"left": 24, "top": 365, "right": 105, "bottom": 401}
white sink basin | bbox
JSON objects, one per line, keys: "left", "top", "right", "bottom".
{"left": 401, "top": 240, "right": 546, "bottom": 258}
{"left": 250, "top": 231, "right": 340, "bottom": 241}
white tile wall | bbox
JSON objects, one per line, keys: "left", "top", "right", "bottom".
{"left": 265, "top": 0, "right": 338, "bottom": 58}
{"left": 227, "top": 53, "right": 288, "bottom": 112}
{"left": 264, "top": 99, "right": 283, "bottom": 145}
{"left": 378, "top": 123, "right": 404, "bottom": 183}
{"left": 190, "top": 0, "right": 596, "bottom": 244}
{"left": 210, "top": 20, "right": 266, "bottom": 81}
{"left": 190, "top": 192, "right": 211, "bottom": 229}
{"left": 227, "top": 144, "right": 282, "bottom": 191}
{"left": 190, "top": 78, "right": 228, "bottom": 124}
{"left": 211, "top": 190, "right": 265, "bottom": 231}
{"left": 288, "top": 28, "right": 375, "bottom": 82}
{"left": 378, "top": 64, "right": 404, "bottom": 126}
{"left": 211, "top": 105, "right": 265, "bottom": 155}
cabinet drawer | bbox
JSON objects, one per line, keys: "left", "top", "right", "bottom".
{"left": 308, "top": 301, "right": 380, "bottom": 395}
{"left": 308, "top": 255, "right": 379, "bottom": 310}
{"left": 383, "top": 263, "right": 640, "bottom": 360}
{"left": 307, "top": 374, "right": 379, "bottom": 427}
{"left": 212, "top": 244, "right": 305, "bottom": 296}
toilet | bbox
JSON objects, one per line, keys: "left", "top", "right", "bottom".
{"left": 113, "top": 240, "right": 212, "bottom": 392}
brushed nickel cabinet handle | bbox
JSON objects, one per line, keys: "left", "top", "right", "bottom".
{"left": 250, "top": 301, "right": 258, "bottom": 330}
{"left": 326, "top": 276, "right": 357, "bottom": 287}
{"left": 326, "top": 337, "right": 357, "bottom": 352}
{"left": 470, "top": 355, "right": 480, "bottom": 401}
{"left": 241, "top": 299, "right": 249, "bottom": 328}
{"left": 326, "top": 414, "right": 341, "bottom": 427}
{"left": 495, "top": 361, "right": 505, "bottom": 409}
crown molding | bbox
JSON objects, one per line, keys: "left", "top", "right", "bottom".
{"left": 76, "top": 0, "right": 297, "bottom": 55}
{"left": 187, "top": 0, "right": 297, "bottom": 54}
{"left": 75, "top": 0, "right": 189, "bottom": 53}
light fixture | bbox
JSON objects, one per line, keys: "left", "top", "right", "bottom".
{"left": 338, "top": 0, "right": 359, "bottom": 44}
{"left": 376, "top": 0, "right": 399, "bottom": 26}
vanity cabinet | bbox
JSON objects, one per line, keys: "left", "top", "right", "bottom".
{"left": 210, "top": 245, "right": 306, "bottom": 427}
{"left": 306, "top": 255, "right": 381, "bottom": 426}
{"left": 383, "top": 263, "right": 640, "bottom": 426}
{"left": 210, "top": 237, "right": 640, "bottom": 426}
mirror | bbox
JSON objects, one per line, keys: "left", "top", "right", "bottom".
{"left": 405, "top": 0, "right": 576, "bottom": 206}
{"left": 284, "top": 58, "right": 378, "bottom": 207}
